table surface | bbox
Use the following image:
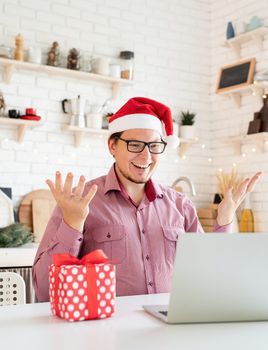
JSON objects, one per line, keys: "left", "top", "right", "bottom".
{"left": 1, "top": 293, "right": 268, "bottom": 350}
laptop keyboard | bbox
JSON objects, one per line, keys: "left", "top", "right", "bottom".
{"left": 159, "top": 311, "right": 168, "bottom": 316}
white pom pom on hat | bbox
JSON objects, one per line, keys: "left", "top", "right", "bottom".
{"left": 108, "top": 97, "right": 180, "bottom": 148}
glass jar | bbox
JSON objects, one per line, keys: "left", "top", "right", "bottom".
{"left": 120, "top": 51, "right": 134, "bottom": 80}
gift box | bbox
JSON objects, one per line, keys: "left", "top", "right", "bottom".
{"left": 49, "top": 249, "right": 116, "bottom": 322}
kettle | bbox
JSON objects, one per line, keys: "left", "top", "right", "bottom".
{"left": 62, "top": 95, "right": 88, "bottom": 128}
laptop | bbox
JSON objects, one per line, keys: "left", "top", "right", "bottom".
{"left": 143, "top": 233, "right": 268, "bottom": 324}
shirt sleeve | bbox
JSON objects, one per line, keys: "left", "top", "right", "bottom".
{"left": 32, "top": 206, "right": 83, "bottom": 302}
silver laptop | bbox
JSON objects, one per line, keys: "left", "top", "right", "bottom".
{"left": 143, "top": 233, "right": 268, "bottom": 324}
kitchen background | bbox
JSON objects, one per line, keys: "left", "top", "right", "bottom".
{"left": 0, "top": 0, "right": 267, "bottom": 231}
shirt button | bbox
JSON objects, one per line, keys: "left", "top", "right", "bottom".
{"left": 145, "top": 255, "right": 149, "bottom": 261}
{"left": 148, "top": 281, "right": 153, "bottom": 287}
{"left": 78, "top": 238, "right": 82, "bottom": 242}
{"left": 157, "top": 194, "right": 164, "bottom": 199}
{"left": 107, "top": 233, "right": 111, "bottom": 238}
{"left": 142, "top": 229, "right": 145, "bottom": 234}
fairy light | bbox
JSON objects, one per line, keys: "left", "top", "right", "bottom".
{"left": 242, "top": 153, "right": 246, "bottom": 158}
{"left": 208, "top": 157, "right": 212, "bottom": 162}
{"left": 251, "top": 147, "right": 256, "bottom": 152}
{"left": 174, "top": 158, "right": 179, "bottom": 163}
{"left": 232, "top": 162, "right": 237, "bottom": 167}
{"left": 201, "top": 144, "right": 206, "bottom": 149}
{"left": 182, "top": 155, "right": 187, "bottom": 160}
{"left": 218, "top": 168, "right": 223, "bottom": 172}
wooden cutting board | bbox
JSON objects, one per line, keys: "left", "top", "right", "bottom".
{"left": 18, "top": 189, "right": 56, "bottom": 241}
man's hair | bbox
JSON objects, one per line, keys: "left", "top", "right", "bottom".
{"left": 109, "top": 132, "right": 123, "bottom": 143}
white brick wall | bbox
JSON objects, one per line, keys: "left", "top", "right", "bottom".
{"left": 0, "top": 0, "right": 211, "bottom": 212}
{"left": 211, "top": 0, "right": 268, "bottom": 231}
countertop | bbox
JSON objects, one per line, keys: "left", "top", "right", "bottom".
{"left": 0, "top": 242, "right": 39, "bottom": 267}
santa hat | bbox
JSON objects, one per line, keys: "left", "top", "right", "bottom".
{"left": 108, "top": 97, "right": 180, "bottom": 148}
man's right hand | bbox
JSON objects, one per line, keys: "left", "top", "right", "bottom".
{"left": 46, "top": 171, "right": 98, "bottom": 232}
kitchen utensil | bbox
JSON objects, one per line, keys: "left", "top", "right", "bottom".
{"left": 25, "top": 108, "right": 36, "bottom": 115}
{"left": 18, "top": 190, "right": 56, "bottom": 238}
{"left": 8, "top": 109, "right": 20, "bottom": 118}
{"left": 32, "top": 198, "right": 56, "bottom": 242}
{"left": 20, "top": 115, "right": 41, "bottom": 121}
{"left": 62, "top": 95, "right": 88, "bottom": 127}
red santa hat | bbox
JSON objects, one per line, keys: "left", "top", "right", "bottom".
{"left": 108, "top": 97, "right": 180, "bottom": 148}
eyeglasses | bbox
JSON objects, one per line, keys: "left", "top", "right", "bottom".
{"left": 118, "top": 137, "right": 167, "bottom": 154}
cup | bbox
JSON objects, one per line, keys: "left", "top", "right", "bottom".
{"left": 86, "top": 113, "right": 103, "bottom": 129}
{"left": 28, "top": 47, "right": 42, "bottom": 64}
{"left": 91, "top": 57, "right": 110, "bottom": 75}
{"left": 8, "top": 109, "right": 20, "bottom": 118}
{"left": 25, "top": 108, "right": 36, "bottom": 115}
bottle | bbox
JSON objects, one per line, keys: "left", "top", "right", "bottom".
{"left": 119, "top": 51, "right": 134, "bottom": 80}
{"left": 226, "top": 21, "right": 235, "bottom": 39}
{"left": 239, "top": 194, "right": 254, "bottom": 233}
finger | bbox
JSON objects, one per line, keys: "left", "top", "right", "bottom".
{"left": 72, "top": 175, "right": 86, "bottom": 198}
{"left": 82, "top": 184, "right": 98, "bottom": 205}
{"left": 55, "top": 171, "right": 63, "bottom": 192}
{"left": 63, "top": 172, "right": 73, "bottom": 196}
{"left": 232, "top": 178, "right": 250, "bottom": 202}
{"left": 247, "top": 172, "right": 262, "bottom": 192}
{"left": 46, "top": 179, "right": 56, "bottom": 197}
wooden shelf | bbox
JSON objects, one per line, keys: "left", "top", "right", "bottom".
{"left": 178, "top": 138, "right": 198, "bottom": 157}
{"left": 0, "top": 117, "right": 43, "bottom": 143}
{"left": 222, "top": 132, "right": 268, "bottom": 154}
{"left": 217, "top": 81, "right": 267, "bottom": 107}
{"left": 0, "top": 57, "right": 133, "bottom": 98}
{"left": 224, "top": 26, "right": 268, "bottom": 58}
{"left": 62, "top": 125, "right": 109, "bottom": 147}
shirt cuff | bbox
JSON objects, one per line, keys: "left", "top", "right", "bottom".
{"left": 214, "top": 219, "right": 233, "bottom": 233}
{"left": 55, "top": 220, "right": 83, "bottom": 247}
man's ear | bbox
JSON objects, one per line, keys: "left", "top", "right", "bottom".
{"left": 108, "top": 137, "right": 116, "bottom": 156}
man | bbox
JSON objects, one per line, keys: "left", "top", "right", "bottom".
{"left": 33, "top": 97, "right": 261, "bottom": 302}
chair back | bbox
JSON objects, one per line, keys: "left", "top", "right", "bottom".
{"left": 0, "top": 272, "right": 26, "bottom": 305}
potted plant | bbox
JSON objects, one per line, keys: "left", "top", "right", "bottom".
{"left": 179, "top": 110, "right": 196, "bottom": 139}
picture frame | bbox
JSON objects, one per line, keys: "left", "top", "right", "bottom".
{"left": 216, "top": 58, "right": 256, "bottom": 93}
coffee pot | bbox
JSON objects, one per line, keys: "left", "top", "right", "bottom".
{"left": 61, "top": 95, "right": 88, "bottom": 127}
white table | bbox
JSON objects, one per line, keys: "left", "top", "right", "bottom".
{"left": 1, "top": 293, "right": 268, "bottom": 350}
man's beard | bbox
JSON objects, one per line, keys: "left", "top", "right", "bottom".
{"left": 116, "top": 164, "right": 149, "bottom": 184}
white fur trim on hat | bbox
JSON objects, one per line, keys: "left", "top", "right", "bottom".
{"left": 109, "top": 114, "right": 163, "bottom": 135}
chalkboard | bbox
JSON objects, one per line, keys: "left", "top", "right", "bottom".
{"left": 216, "top": 58, "right": 256, "bottom": 93}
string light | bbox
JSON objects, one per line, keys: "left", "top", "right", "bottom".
{"left": 201, "top": 144, "right": 205, "bottom": 149}
{"left": 251, "top": 147, "right": 256, "bottom": 152}
{"left": 218, "top": 168, "right": 223, "bottom": 172}
{"left": 182, "top": 155, "right": 187, "bottom": 160}
{"left": 232, "top": 162, "right": 237, "bottom": 167}
{"left": 242, "top": 153, "right": 246, "bottom": 158}
{"left": 208, "top": 157, "right": 212, "bottom": 162}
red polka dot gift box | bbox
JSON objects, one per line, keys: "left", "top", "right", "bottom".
{"left": 49, "top": 249, "right": 116, "bottom": 322}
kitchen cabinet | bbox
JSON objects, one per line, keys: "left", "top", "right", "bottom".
{"left": 223, "top": 26, "right": 268, "bottom": 59}
{"left": 0, "top": 117, "right": 43, "bottom": 143}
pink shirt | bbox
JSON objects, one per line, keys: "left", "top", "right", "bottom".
{"left": 33, "top": 165, "right": 231, "bottom": 302}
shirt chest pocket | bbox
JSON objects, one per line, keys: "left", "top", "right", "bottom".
{"left": 91, "top": 225, "right": 126, "bottom": 264}
{"left": 162, "top": 227, "right": 179, "bottom": 265}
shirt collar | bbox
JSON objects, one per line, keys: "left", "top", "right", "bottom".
{"left": 104, "top": 164, "right": 164, "bottom": 202}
